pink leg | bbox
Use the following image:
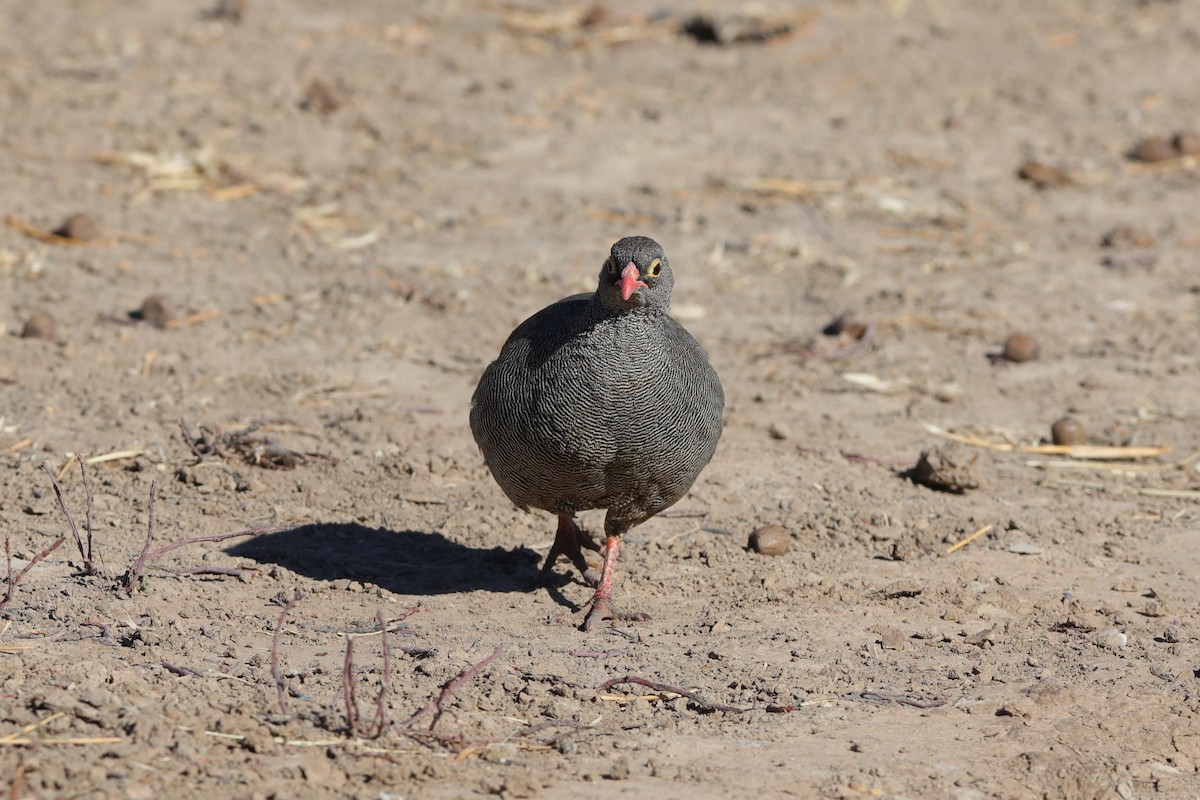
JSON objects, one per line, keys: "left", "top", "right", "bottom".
{"left": 536, "top": 514, "right": 601, "bottom": 587}
{"left": 582, "top": 536, "right": 650, "bottom": 632}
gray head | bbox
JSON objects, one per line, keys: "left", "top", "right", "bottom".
{"left": 595, "top": 235, "right": 675, "bottom": 313}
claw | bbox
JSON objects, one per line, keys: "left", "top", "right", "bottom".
{"left": 535, "top": 514, "right": 601, "bottom": 587}
{"left": 579, "top": 535, "right": 648, "bottom": 632}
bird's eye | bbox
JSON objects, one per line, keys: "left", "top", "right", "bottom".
{"left": 606, "top": 256, "right": 620, "bottom": 275}
{"left": 646, "top": 258, "right": 662, "bottom": 278}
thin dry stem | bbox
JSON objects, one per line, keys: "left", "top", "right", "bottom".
{"left": 0, "top": 535, "right": 67, "bottom": 611}
{"left": 599, "top": 676, "right": 747, "bottom": 713}
{"left": 40, "top": 461, "right": 93, "bottom": 573}
{"left": 404, "top": 647, "right": 504, "bottom": 731}
{"left": 370, "top": 609, "right": 392, "bottom": 738}
{"left": 271, "top": 591, "right": 304, "bottom": 715}
{"left": 124, "top": 481, "right": 158, "bottom": 593}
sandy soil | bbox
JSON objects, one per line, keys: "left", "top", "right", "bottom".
{"left": 3, "top": 1, "right": 1200, "bottom": 797}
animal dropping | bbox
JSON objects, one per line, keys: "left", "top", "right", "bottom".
{"left": 471, "top": 236, "right": 724, "bottom": 631}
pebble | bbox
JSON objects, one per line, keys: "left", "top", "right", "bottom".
{"left": 301, "top": 80, "right": 341, "bottom": 115}
{"left": 1174, "top": 131, "right": 1200, "bottom": 156}
{"left": 1100, "top": 225, "right": 1155, "bottom": 249}
{"left": 1130, "top": 136, "right": 1176, "bottom": 163}
{"left": 1017, "top": 160, "right": 1071, "bottom": 189}
{"left": 1007, "top": 542, "right": 1043, "bottom": 555}
{"left": 911, "top": 443, "right": 980, "bottom": 493}
{"left": 20, "top": 312, "right": 57, "bottom": 340}
{"left": 1093, "top": 628, "right": 1127, "bottom": 650}
{"left": 133, "top": 295, "right": 172, "bottom": 328}
{"left": 1001, "top": 333, "right": 1039, "bottom": 363}
{"left": 1050, "top": 417, "right": 1085, "bottom": 446}
{"left": 54, "top": 212, "right": 98, "bottom": 241}
{"left": 747, "top": 525, "right": 790, "bottom": 556}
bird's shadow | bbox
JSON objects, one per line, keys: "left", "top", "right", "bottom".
{"left": 225, "top": 523, "right": 556, "bottom": 596}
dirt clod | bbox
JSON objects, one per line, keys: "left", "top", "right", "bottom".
{"left": 1017, "top": 160, "right": 1071, "bottom": 188}
{"left": 1050, "top": 417, "right": 1085, "bottom": 446}
{"left": 748, "top": 525, "right": 790, "bottom": 556}
{"left": 132, "top": 295, "right": 172, "bottom": 327}
{"left": 301, "top": 80, "right": 341, "bottom": 115}
{"left": 911, "top": 443, "right": 980, "bottom": 493}
{"left": 1100, "top": 225, "right": 1155, "bottom": 249}
{"left": 1001, "top": 333, "right": 1040, "bottom": 363}
{"left": 54, "top": 212, "right": 98, "bottom": 241}
{"left": 20, "top": 312, "right": 57, "bottom": 340}
{"left": 1173, "top": 130, "right": 1200, "bottom": 155}
{"left": 1129, "top": 136, "right": 1176, "bottom": 163}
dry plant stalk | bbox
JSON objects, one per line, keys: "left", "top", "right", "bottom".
{"left": 41, "top": 456, "right": 96, "bottom": 574}
{"left": 342, "top": 636, "right": 358, "bottom": 733}
{"left": 122, "top": 475, "right": 298, "bottom": 593}
{"left": 599, "top": 675, "right": 747, "bottom": 713}
{"left": 271, "top": 592, "right": 305, "bottom": 715}
{"left": 404, "top": 647, "right": 505, "bottom": 731}
{"left": 0, "top": 535, "right": 67, "bottom": 611}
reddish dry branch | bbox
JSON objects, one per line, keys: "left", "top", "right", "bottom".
{"left": 41, "top": 461, "right": 92, "bottom": 573}
{"left": 370, "top": 609, "right": 392, "bottom": 738}
{"left": 142, "top": 521, "right": 300, "bottom": 563}
{"left": 404, "top": 646, "right": 505, "bottom": 731}
{"left": 599, "top": 675, "right": 748, "bottom": 713}
{"left": 124, "top": 480, "right": 159, "bottom": 593}
{"left": 570, "top": 648, "right": 629, "bottom": 658}
{"left": 342, "top": 636, "right": 358, "bottom": 733}
{"left": 271, "top": 591, "right": 304, "bottom": 715}
{"left": 0, "top": 534, "right": 67, "bottom": 611}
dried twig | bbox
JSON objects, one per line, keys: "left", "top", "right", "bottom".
{"left": 404, "top": 647, "right": 505, "bottom": 731}
{"left": 945, "top": 524, "right": 993, "bottom": 555}
{"left": 370, "top": 609, "right": 392, "bottom": 738}
{"left": 0, "top": 535, "right": 67, "bottom": 612}
{"left": 40, "top": 460, "right": 95, "bottom": 574}
{"left": 123, "top": 481, "right": 158, "bottom": 594}
{"left": 271, "top": 592, "right": 304, "bottom": 715}
{"left": 599, "top": 676, "right": 747, "bottom": 713}
{"left": 342, "top": 636, "right": 358, "bottom": 733}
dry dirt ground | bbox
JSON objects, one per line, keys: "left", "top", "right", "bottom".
{"left": 3, "top": 1, "right": 1200, "bottom": 797}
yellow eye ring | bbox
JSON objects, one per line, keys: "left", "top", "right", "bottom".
{"left": 646, "top": 258, "right": 662, "bottom": 278}
{"left": 606, "top": 256, "right": 620, "bottom": 274}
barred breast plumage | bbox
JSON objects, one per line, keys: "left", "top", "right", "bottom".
{"left": 470, "top": 236, "right": 724, "bottom": 631}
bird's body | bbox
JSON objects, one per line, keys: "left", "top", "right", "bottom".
{"left": 470, "top": 236, "right": 724, "bottom": 630}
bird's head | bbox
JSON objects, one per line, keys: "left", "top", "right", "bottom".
{"left": 596, "top": 235, "right": 674, "bottom": 312}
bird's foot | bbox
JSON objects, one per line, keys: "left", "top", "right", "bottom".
{"left": 581, "top": 595, "right": 650, "bottom": 632}
{"left": 535, "top": 515, "right": 602, "bottom": 588}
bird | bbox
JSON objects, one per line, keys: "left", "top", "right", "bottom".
{"left": 470, "top": 235, "right": 724, "bottom": 631}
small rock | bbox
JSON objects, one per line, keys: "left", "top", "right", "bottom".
{"left": 1017, "top": 160, "right": 1072, "bottom": 189}
{"left": 1001, "top": 333, "right": 1039, "bottom": 363}
{"left": 1100, "top": 225, "right": 1155, "bottom": 249}
{"left": 53, "top": 212, "right": 98, "bottom": 241}
{"left": 747, "top": 525, "right": 790, "bottom": 556}
{"left": 301, "top": 80, "right": 341, "bottom": 115}
{"left": 1174, "top": 130, "right": 1200, "bottom": 156}
{"left": 877, "top": 628, "right": 907, "bottom": 650}
{"left": 132, "top": 295, "right": 171, "bottom": 328}
{"left": 1093, "top": 628, "right": 1127, "bottom": 650}
{"left": 823, "top": 313, "right": 868, "bottom": 340}
{"left": 20, "top": 312, "right": 57, "bottom": 340}
{"left": 1007, "top": 542, "right": 1043, "bottom": 555}
{"left": 207, "top": 0, "right": 246, "bottom": 22}
{"left": 911, "top": 443, "right": 980, "bottom": 493}
{"left": 1129, "top": 136, "right": 1176, "bottom": 163}
{"left": 1111, "top": 578, "right": 1140, "bottom": 593}
{"left": 1050, "top": 417, "right": 1085, "bottom": 446}
{"left": 1162, "top": 626, "right": 1181, "bottom": 643}
{"left": 1141, "top": 599, "right": 1169, "bottom": 618}
{"left": 997, "top": 701, "right": 1031, "bottom": 719}
{"left": 767, "top": 422, "right": 789, "bottom": 440}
